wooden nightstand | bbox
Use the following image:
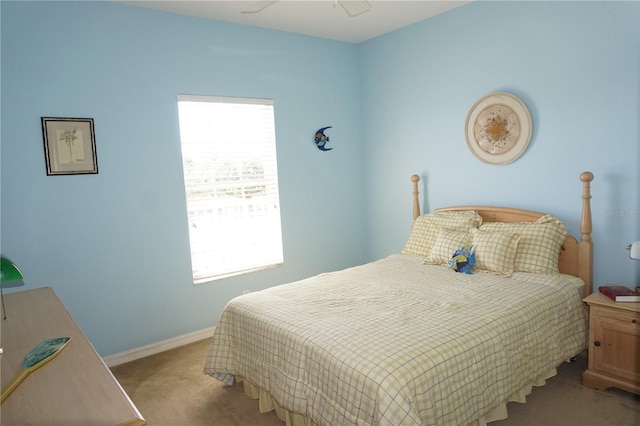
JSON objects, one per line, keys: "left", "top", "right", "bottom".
{"left": 582, "top": 290, "right": 640, "bottom": 395}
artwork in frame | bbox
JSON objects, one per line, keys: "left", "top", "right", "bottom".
{"left": 41, "top": 117, "right": 98, "bottom": 175}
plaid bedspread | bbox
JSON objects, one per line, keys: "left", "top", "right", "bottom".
{"left": 204, "top": 254, "right": 587, "bottom": 426}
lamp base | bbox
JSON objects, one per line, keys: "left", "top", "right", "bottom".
{"left": 1, "top": 286, "right": 5, "bottom": 320}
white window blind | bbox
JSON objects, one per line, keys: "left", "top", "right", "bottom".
{"left": 177, "top": 95, "right": 283, "bottom": 284}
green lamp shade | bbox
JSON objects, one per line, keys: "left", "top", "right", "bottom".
{"left": 1, "top": 256, "right": 24, "bottom": 282}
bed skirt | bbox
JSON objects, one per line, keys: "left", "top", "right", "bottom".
{"left": 234, "top": 364, "right": 560, "bottom": 426}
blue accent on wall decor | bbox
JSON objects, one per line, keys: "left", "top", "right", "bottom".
{"left": 2, "top": 1, "right": 638, "bottom": 356}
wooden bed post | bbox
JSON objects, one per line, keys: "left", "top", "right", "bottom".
{"left": 579, "top": 171, "right": 594, "bottom": 295}
{"left": 412, "top": 175, "right": 421, "bottom": 220}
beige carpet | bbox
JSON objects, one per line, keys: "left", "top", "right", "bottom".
{"left": 111, "top": 339, "right": 640, "bottom": 426}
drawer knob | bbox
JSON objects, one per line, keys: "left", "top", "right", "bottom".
{"left": 633, "top": 319, "right": 637, "bottom": 324}
{"left": 594, "top": 341, "right": 601, "bottom": 347}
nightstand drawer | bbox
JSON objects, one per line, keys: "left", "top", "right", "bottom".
{"left": 591, "top": 305, "right": 640, "bottom": 325}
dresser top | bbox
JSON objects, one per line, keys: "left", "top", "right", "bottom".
{"left": 1, "top": 287, "right": 145, "bottom": 425}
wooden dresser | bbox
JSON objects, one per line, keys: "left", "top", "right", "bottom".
{"left": 0, "top": 287, "right": 145, "bottom": 425}
{"left": 582, "top": 290, "right": 640, "bottom": 396}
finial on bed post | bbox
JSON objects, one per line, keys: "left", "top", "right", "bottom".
{"left": 579, "top": 171, "right": 594, "bottom": 295}
{"left": 411, "top": 175, "right": 421, "bottom": 220}
{"left": 580, "top": 172, "right": 594, "bottom": 241}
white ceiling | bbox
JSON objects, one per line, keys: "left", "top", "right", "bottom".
{"left": 116, "top": 0, "right": 471, "bottom": 43}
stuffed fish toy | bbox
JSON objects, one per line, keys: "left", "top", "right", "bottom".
{"left": 448, "top": 246, "right": 476, "bottom": 274}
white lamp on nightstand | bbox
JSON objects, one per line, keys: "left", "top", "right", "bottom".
{"left": 628, "top": 241, "right": 640, "bottom": 260}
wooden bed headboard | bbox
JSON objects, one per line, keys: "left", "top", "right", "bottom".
{"left": 411, "top": 172, "right": 594, "bottom": 296}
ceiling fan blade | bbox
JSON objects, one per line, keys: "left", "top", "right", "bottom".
{"left": 242, "top": 0, "right": 279, "bottom": 14}
{"left": 338, "top": 0, "right": 371, "bottom": 17}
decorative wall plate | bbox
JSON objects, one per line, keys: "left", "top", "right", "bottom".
{"left": 465, "top": 92, "right": 532, "bottom": 165}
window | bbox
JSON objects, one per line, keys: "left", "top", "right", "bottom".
{"left": 177, "top": 95, "right": 283, "bottom": 284}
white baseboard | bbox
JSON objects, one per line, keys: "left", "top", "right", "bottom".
{"left": 103, "top": 326, "right": 215, "bottom": 367}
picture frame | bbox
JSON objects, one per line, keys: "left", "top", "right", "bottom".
{"left": 41, "top": 117, "right": 98, "bottom": 175}
{"left": 464, "top": 92, "right": 532, "bottom": 166}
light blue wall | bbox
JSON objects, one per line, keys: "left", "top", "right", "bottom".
{"left": 1, "top": 1, "right": 367, "bottom": 356}
{"left": 361, "top": 1, "right": 640, "bottom": 289}
{"left": 1, "top": 1, "right": 638, "bottom": 357}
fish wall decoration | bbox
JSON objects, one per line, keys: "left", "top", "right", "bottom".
{"left": 314, "top": 126, "right": 333, "bottom": 151}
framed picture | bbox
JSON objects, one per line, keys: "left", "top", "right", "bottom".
{"left": 41, "top": 117, "right": 98, "bottom": 175}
